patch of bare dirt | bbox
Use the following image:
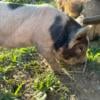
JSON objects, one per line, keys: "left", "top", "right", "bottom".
{"left": 56, "top": 40, "right": 100, "bottom": 100}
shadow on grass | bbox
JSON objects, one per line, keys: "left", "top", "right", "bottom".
{"left": 0, "top": 92, "right": 18, "bottom": 100}
{"left": 87, "top": 61, "right": 100, "bottom": 73}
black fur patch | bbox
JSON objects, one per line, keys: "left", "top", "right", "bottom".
{"left": 49, "top": 16, "right": 68, "bottom": 51}
{"left": 49, "top": 16, "right": 81, "bottom": 51}
{"left": 65, "top": 17, "right": 82, "bottom": 43}
{"left": 8, "top": 3, "right": 23, "bottom": 10}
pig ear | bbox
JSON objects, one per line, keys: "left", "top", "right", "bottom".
{"left": 73, "top": 25, "right": 92, "bottom": 39}
{"left": 68, "top": 25, "right": 92, "bottom": 48}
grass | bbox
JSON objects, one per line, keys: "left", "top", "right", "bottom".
{"left": 0, "top": 40, "right": 99, "bottom": 99}
{"left": 0, "top": 1, "right": 69, "bottom": 99}
{"left": 87, "top": 40, "right": 100, "bottom": 72}
{"left": 0, "top": 46, "right": 70, "bottom": 100}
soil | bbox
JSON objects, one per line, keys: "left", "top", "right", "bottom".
{"left": 56, "top": 40, "right": 100, "bottom": 100}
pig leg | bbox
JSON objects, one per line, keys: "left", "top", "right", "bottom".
{"left": 37, "top": 47, "right": 62, "bottom": 73}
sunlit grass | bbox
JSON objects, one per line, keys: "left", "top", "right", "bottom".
{"left": 87, "top": 48, "right": 100, "bottom": 62}
{"left": 33, "top": 72, "right": 60, "bottom": 92}
{"left": 0, "top": 40, "right": 99, "bottom": 99}
{"left": 0, "top": 47, "right": 69, "bottom": 99}
{"left": 86, "top": 40, "right": 100, "bottom": 71}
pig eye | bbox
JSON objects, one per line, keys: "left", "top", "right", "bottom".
{"left": 76, "top": 45, "right": 85, "bottom": 54}
{"left": 79, "top": 46, "right": 84, "bottom": 52}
